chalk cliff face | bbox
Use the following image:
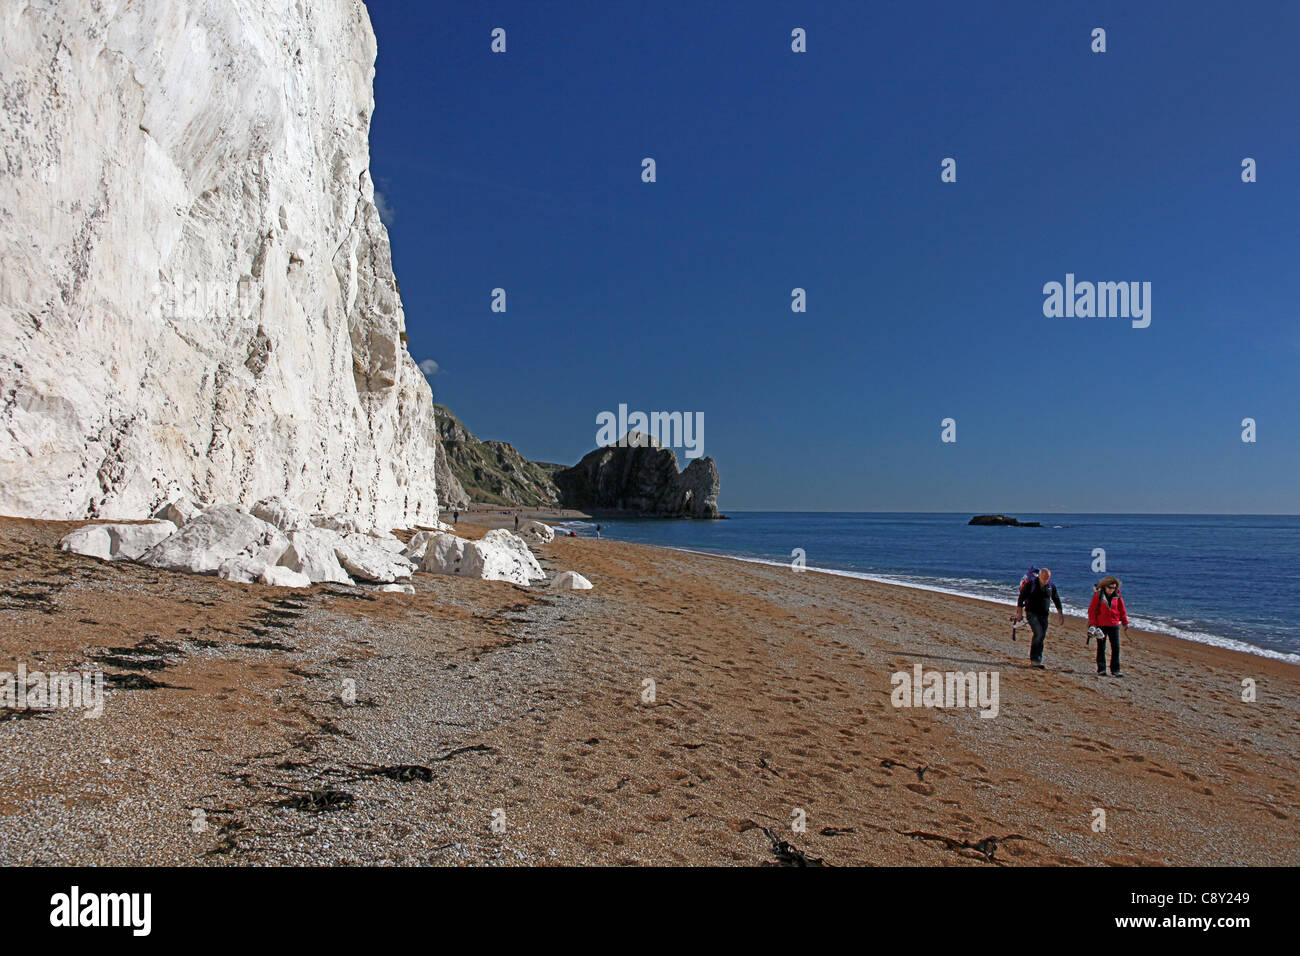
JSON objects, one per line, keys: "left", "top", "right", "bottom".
{"left": 0, "top": 0, "right": 439, "bottom": 527}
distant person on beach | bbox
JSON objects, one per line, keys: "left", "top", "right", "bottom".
{"left": 595, "top": 523, "right": 602, "bottom": 539}
{"left": 1088, "top": 576, "right": 1129, "bottom": 677}
{"left": 514, "top": 513, "right": 519, "bottom": 531}
{"left": 1015, "top": 567, "right": 1064, "bottom": 668}
{"left": 452, "top": 510, "right": 459, "bottom": 524}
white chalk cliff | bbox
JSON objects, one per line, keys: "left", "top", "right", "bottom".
{"left": 0, "top": 0, "right": 439, "bottom": 527}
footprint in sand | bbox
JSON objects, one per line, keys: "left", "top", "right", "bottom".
{"left": 1252, "top": 802, "right": 1289, "bottom": 821}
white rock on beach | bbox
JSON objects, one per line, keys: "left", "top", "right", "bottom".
{"left": 402, "top": 530, "right": 442, "bottom": 562}
{"left": 277, "top": 528, "right": 353, "bottom": 585}
{"left": 333, "top": 533, "right": 413, "bottom": 584}
{"left": 59, "top": 521, "right": 178, "bottom": 561}
{"left": 418, "top": 530, "right": 544, "bottom": 586}
{"left": 518, "top": 520, "right": 555, "bottom": 544}
{"left": 470, "top": 530, "right": 547, "bottom": 584}
{"left": 420, "top": 533, "right": 470, "bottom": 576}
{"left": 139, "top": 505, "right": 287, "bottom": 575}
{"left": 0, "top": 0, "right": 441, "bottom": 529}
{"left": 58, "top": 526, "right": 113, "bottom": 561}
{"left": 549, "top": 571, "right": 593, "bottom": 590}
{"left": 313, "top": 513, "right": 371, "bottom": 536}
{"left": 258, "top": 565, "right": 311, "bottom": 588}
{"left": 312, "top": 511, "right": 405, "bottom": 551}
{"left": 217, "top": 556, "right": 270, "bottom": 584}
{"left": 251, "top": 497, "right": 315, "bottom": 532}
{"left": 107, "top": 521, "right": 181, "bottom": 561}
{"left": 57, "top": 497, "right": 434, "bottom": 589}
{"left": 369, "top": 531, "right": 408, "bottom": 554}
{"left": 155, "top": 499, "right": 203, "bottom": 529}
{"left": 218, "top": 556, "right": 310, "bottom": 588}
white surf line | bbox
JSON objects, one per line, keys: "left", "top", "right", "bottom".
{"left": 645, "top": 544, "right": 1300, "bottom": 666}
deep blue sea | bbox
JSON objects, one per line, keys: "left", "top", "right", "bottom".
{"left": 556, "top": 513, "right": 1300, "bottom": 663}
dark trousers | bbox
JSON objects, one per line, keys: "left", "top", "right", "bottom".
{"left": 1096, "top": 625, "right": 1121, "bottom": 673}
{"left": 1027, "top": 613, "right": 1049, "bottom": 662}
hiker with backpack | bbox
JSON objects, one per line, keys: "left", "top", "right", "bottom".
{"left": 1014, "top": 567, "right": 1064, "bottom": 668}
{"left": 1088, "top": 576, "right": 1129, "bottom": 677}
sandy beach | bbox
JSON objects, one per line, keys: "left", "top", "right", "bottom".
{"left": 1, "top": 511, "right": 1296, "bottom": 866}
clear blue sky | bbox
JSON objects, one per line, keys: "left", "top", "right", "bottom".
{"left": 365, "top": 0, "right": 1299, "bottom": 513}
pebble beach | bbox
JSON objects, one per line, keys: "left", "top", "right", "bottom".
{"left": 1, "top": 512, "right": 1296, "bottom": 866}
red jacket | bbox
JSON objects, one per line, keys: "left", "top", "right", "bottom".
{"left": 1088, "top": 590, "right": 1129, "bottom": 627}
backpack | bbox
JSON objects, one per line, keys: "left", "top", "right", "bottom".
{"left": 1019, "top": 567, "right": 1055, "bottom": 600}
{"left": 1019, "top": 567, "right": 1039, "bottom": 595}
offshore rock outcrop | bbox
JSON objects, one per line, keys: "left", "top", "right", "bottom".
{"left": 968, "top": 515, "right": 1042, "bottom": 527}
{"left": 0, "top": 0, "right": 439, "bottom": 527}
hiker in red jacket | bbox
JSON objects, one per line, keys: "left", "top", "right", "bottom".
{"left": 1088, "top": 576, "right": 1129, "bottom": 677}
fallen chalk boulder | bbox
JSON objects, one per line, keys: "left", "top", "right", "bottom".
{"left": 419, "top": 530, "right": 544, "bottom": 585}
{"left": 259, "top": 565, "right": 312, "bottom": 588}
{"left": 312, "top": 513, "right": 370, "bottom": 536}
{"left": 548, "top": 570, "right": 593, "bottom": 590}
{"left": 252, "top": 497, "right": 315, "bottom": 532}
{"left": 154, "top": 499, "right": 204, "bottom": 529}
{"left": 139, "top": 505, "right": 287, "bottom": 575}
{"left": 420, "top": 533, "right": 471, "bottom": 576}
{"left": 58, "top": 525, "right": 112, "bottom": 561}
{"left": 218, "top": 556, "right": 269, "bottom": 583}
{"left": 468, "top": 530, "right": 546, "bottom": 585}
{"left": 277, "top": 528, "right": 353, "bottom": 584}
{"left": 333, "top": 533, "right": 414, "bottom": 584}
{"left": 518, "top": 519, "right": 555, "bottom": 544}
{"left": 402, "top": 529, "right": 444, "bottom": 562}
{"left": 59, "top": 521, "right": 178, "bottom": 562}
{"left": 219, "top": 556, "right": 312, "bottom": 588}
